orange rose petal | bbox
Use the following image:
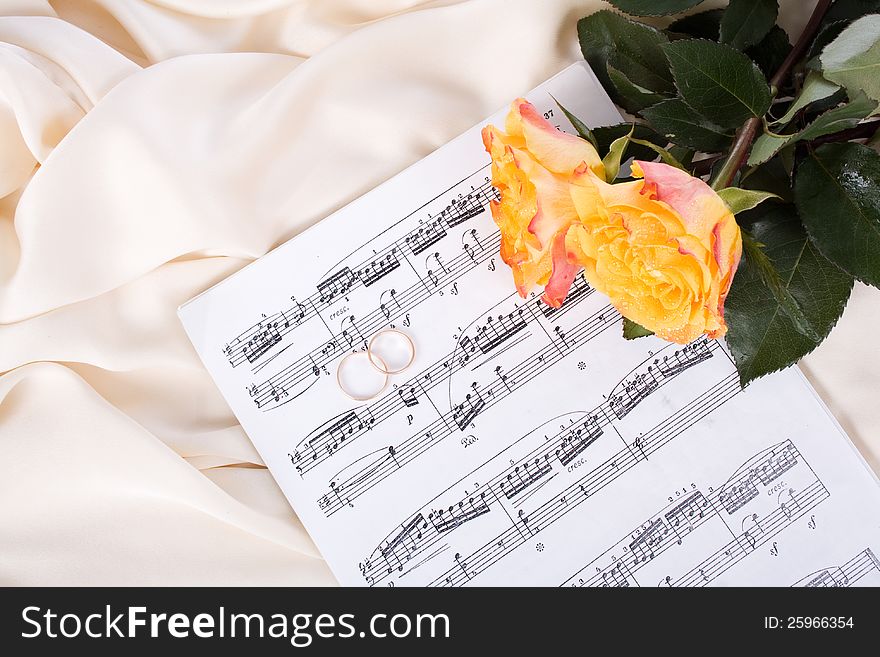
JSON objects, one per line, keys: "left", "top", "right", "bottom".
{"left": 514, "top": 100, "right": 605, "bottom": 178}
{"left": 541, "top": 232, "right": 581, "bottom": 307}
{"left": 633, "top": 160, "right": 742, "bottom": 281}
{"left": 485, "top": 102, "right": 742, "bottom": 340}
{"left": 523, "top": 162, "right": 579, "bottom": 249}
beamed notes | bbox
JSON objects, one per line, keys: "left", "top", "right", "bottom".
{"left": 180, "top": 63, "right": 880, "bottom": 587}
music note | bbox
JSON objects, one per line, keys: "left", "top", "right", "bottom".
{"left": 180, "top": 64, "right": 880, "bottom": 591}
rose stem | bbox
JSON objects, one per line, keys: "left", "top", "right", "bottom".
{"left": 710, "top": 0, "right": 833, "bottom": 191}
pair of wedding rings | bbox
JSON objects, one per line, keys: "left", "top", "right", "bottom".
{"left": 336, "top": 328, "right": 416, "bottom": 401}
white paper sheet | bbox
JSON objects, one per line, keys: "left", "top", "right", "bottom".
{"left": 179, "top": 62, "right": 880, "bottom": 587}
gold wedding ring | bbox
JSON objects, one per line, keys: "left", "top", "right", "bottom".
{"left": 367, "top": 328, "right": 416, "bottom": 374}
{"left": 337, "top": 351, "right": 389, "bottom": 401}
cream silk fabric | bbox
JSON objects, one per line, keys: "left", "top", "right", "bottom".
{"left": 0, "top": 0, "right": 876, "bottom": 585}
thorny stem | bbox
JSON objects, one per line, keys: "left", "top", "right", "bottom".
{"left": 710, "top": 0, "right": 833, "bottom": 191}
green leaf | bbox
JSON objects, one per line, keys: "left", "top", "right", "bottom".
{"left": 578, "top": 11, "right": 673, "bottom": 110}
{"left": 623, "top": 317, "right": 654, "bottom": 339}
{"left": 821, "top": 14, "right": 880, "bottom": 103}
{"left": 606, "top": 0, "right": 706, "bottom": 16}
{"left": 825, "top": 0, "right": 880, "bottom": 24}
{"left": 808, "top": 20, "right": 849, "bottom": 60}
{"left": 716, "top": 187, "right": 781, "bottom": 214}
{"left": 741, "top": 231, "right": 820, "bottom": 342}
{"left": 668, "top": 145, "right": 696, "bottom": 169}
{"left": 771, "top": 70, "right": 840, "bottom": 126}
{"left": 662, "top": 39, "right": 772, "bottom": 129}
{"left": 666, "top": 9, "right": 724, "bottom": 41}
{"left": 747, "top": 25, "right": 792, "bottom": 81}
{"left": 748, "top": 92, "right": 878, "bottom": 165}
{"left": 642, "top": 98, "right": 732, "bottom": 151}
{"left": 720, "top": 0, "right": 778, "bottom": 51}
{"left": 607, "top": 63, "right": 668, "bottom": 113}
{"left": 552, "top": 96, "right": 599, "bottom": 149}
{"left": 725, "top": 205, "right": 854, "bottom": 386}
{"left": 798, "top": 91, "right": 878, "bottom": 139}
{"left": 603, "top": 126, "right": 635, "bottom": 182}
{"left": 740, "top": 157, "right": 793, "bottom": 202}
{"left": 599, "top": 126, "right": 685, "bottom": 179}
{"left": 667, "top": 9, "right": 723, "bottom": 40}
{"left": 629, "top": 136, "right": 686, "bottom": 169}
{"left": 748, "top": 131, "right": 791, "bottom": 167}
{"left": 795, "top": 142, "right": 880, "bottom": 287}
{"left": 592, "top": 124, "right": 668, "bottom": 161}
{"left": 607, "top": 43, "right": 676, "bottom": 96}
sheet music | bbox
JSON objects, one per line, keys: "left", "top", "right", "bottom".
{"left": 179, "top": 62, "right": 880, "bottom": 587}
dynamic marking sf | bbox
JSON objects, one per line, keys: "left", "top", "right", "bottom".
{"left": 21, "top": 606, "right": 450, "bottom": 647}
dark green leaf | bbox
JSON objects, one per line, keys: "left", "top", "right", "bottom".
{"left": 642, "top": 98, "right": 732, "bottom": 151}
{"left": 592, "top": 124, "right": 668, "bottom": 161}
{"left": 795, "top": 142, "right": 880, "bottom": 287}
{"left": 747, "top": 25, "right": 792, "bottom": 81}
{"left": 668, "top": 145, "right": 696, "bottom": 168}
{"left": 608, "top": 43, "right": 676, "bottom": 95}
{"left": 802, "top": 87, "right": 849, "bottom": 119}
{"left": 663, "top": 39, "right": 772, "bottom": 128}
{"left": 720, "top": 0, "right": 778, "bottom": 51}
{"left": 667, "top": 9, "right": 723, "bottom": 40}
{"left": 552, "top": 97, "right": 599, "bottom": 148}
{"left": 607, "top": 62, "right": 668, "bottom": 113}
{"left": 578, "top": 11, "right": 673, "bottom": 109}
{"left": 740, "top": 157, "right": 793, "bottom": 202}
{"left": 825, "top": 0, "right": 880, "bottom": 24}
{"left": 606, "top": 0, "right": 706, "bottom": 16}
{"left": 725, "top": 205, "right": 854, "bottom": 386}
{"left": 623, "top": 317, "right": 654, "bottom": 339}
{"left": 741, "top": 231, "right": 820, "bottom": 342}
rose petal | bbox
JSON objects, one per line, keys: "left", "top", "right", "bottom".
{"left": 541, "top": 231, "right": 580, "bottom": 307}
{"left": 632, "top": 159, "right": 742, "bottom": 294}
{"left": 510, "top": 99, "right": 604, "bottom": 178}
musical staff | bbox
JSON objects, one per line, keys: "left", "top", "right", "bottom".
{"left": 609, "top": 339, "right": 713, "bottom": 420}
{"left": 242, "top": 323, "right": 282, "bottom": 363}
{"left": 291, "top": 293, "right": 607, "bottom": 479}
{"left": 475, "top": 310, "right": 528, "bottom": 354}
{"left": 792, "top": 548, "right": 880, "bottom": 587}
{"left": 563, "top": 441, "right": 829, "bottom": 588}
{"left": 319, "top": 307, "right": 699, "bottom": 516}
{"left": 180, "top": 62, "right": 880, "bottom": 589}
{"left": 220, "top": 177, "right": 499, "bottom": 370}
{"left": 719, "top": 443, "right": 797, "bottom": 514}
{"left": 360, "top": 251, "right": 401, "bottom": 288}
{"left": 539, "top": 276, "right": 593, "bottom": 319}
{"left": 249, "top": 230, "right": 502, "bottom": 409}
{"left": 357, "top": 367, "right": 740, "bottom": 586}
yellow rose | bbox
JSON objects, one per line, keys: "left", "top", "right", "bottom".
{"left": 481, "top": 99, "right": 604, "bottom": 306}
{"left": 566, "top": 161, "right": 742, "bottom": 343}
